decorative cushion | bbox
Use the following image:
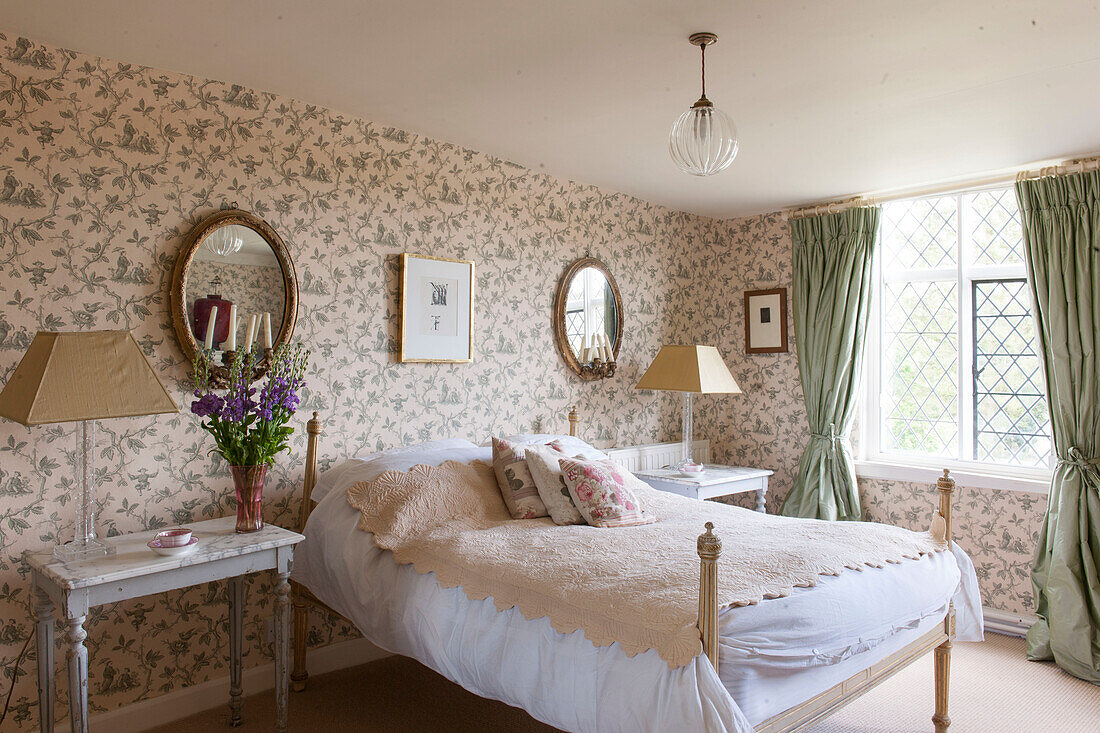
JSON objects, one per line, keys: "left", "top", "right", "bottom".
{"left": 491, "top": 437, "right": 549, "bottom": 519}
{"left": 525, "top": 445, "right": 585, "bottom": 525}
{"left": 558, "top": 457, "right": 656, "bottom": 528}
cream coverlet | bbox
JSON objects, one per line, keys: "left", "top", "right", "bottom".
{"left": 346, "top": 460, "right": 947, "bottom": 668}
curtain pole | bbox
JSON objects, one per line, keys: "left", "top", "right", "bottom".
{"left": 786, "top": 153, "right": 1100, "bottom": 221}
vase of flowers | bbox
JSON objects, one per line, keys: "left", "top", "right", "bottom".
{"left": 190, "top": 345, "right": 309, "bottom": 532}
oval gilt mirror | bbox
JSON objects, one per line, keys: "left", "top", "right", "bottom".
{"left": 170, "top": 209, "right": 298, "bottom": 384}
{"left": 552, "top": 257, "right": 623, "bottom": 381}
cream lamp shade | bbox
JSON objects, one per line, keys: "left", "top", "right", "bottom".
{"left": 0, "top": 330, "right": 178, "bottom": 424}
{"left": 635, "top": 344, "right": 741, "bottom": 394}
{"left": 0, "top": 330, "right": 177, "bottom": 562}
{"left": 635, "top": 344, "right": 740, "bottom": 470}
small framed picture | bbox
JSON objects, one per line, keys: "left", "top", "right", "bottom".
{"left": 744, "top": 287, "right": 788, "bottom": 354}
{"left": 399, "top": 253, "right": 475, "bottom": 363}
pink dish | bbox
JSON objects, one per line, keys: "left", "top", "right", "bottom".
{"left": 147, "top": 536, "right": 199, "bottom": 557}
{"left": 680, "top": 463, "right": 705, "bottom": 473}
{"left": 155, "top": 529, "right": 192, "bottom": 547}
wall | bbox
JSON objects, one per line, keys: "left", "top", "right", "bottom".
{"left": 0, "top": 30, "right": 708, "bottom": 726}
{"left": 690, "top": 212, "right": 1047, "bottom": 618}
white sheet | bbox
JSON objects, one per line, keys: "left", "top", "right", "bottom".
{"left": 293, "top": 452, "right": 983, "bottom": 733}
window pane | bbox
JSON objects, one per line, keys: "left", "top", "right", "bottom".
{"left": 966, "top": 189, "right": 1025, "bottom": 266}
{"left": 881, "top": 196, "right": 957, "bottom": 271}
{"left": 882, "top": 280, "right": 959, "bottom": 457}
{"left": 973, "top": 279, "right": 1052, "bottom": 466}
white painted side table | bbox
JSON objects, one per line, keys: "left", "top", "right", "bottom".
{"left": 634, "top": 465, "right": 774, "bottom": 512}
{"left": 26, "top": 516, "right": 303, "bottom": 733}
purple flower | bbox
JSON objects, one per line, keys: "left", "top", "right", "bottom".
{"left": 190, "top": 392, "right": 225, "bottom": 418}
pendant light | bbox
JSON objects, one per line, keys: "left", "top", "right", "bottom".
{"left": 668, "top": 32, "right": 739, "bottom": 176}
{"left": 204, "top": 225, "right": 244, "bottom": 257}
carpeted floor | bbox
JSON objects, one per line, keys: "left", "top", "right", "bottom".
{"left": 147, "top": 633, "right": 1100, "bottom": 732}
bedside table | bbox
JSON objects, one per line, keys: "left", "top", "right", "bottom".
{"left": 27, "top": 516, "right": 303, "bottom": 733}
{"left": 634, "top": 465, "right": 774, "bottom": 512}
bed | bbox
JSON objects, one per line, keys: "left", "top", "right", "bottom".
{"left": 289, "top": 411, "right": 982, "bottom": 732}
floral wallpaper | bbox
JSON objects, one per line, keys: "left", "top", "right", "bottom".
{"left": 0, "top": 27, "right": 1047, "bottom": 728}
{"left": 687, "top": 212, "right": 1046, "bottom": 618}
{"left": 0, "top": 30, "right": 701, "bottom": 726}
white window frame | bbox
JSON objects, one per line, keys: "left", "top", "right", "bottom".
{"left": 856, "top": 183, "right": 1053, "bottom": 494}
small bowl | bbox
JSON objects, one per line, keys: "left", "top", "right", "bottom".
{"left": 148, "top": 536, "right": 199, "bottom": 557}
{"left": 155, "top": 529, "right": 192, "bottom": 548}
{"left": 680, "top": 463, "right": 705, "bottom": 473}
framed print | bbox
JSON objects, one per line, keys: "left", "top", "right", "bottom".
{"left": 744, "top": 287, "right": 788, "bottom": 354}
{"left": 399, "top": 253, "right": 475, "bottom": 362}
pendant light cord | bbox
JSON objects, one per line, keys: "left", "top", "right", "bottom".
{"left": 700, "top": 42, "right": 707, "bottom": 98}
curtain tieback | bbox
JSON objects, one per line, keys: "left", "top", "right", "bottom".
{"left": 1058, "top": 446, "right": 1100, "bottom": 486}
{"left": 810, "top": 424, "right": 844, "bottom": 458}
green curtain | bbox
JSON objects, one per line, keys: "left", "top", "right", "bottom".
{"left": 780, "top": 206, "right": 880, "bottom": 521}
{"left": 1016, "top": 170, "right": 1100, "bottom": 684}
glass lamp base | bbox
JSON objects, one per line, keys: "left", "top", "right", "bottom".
{"left": 54, "top": 538, "right": 113, "bottom": 562}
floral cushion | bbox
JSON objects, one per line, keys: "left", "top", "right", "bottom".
{"left": 558, "top": 457, "right": 656, "bottom": 528}
{"left": 491, "top": 437, "right": 549, "bottom": 519}
{"left": 525, "top": 445, "right": 585, "bottom": 525}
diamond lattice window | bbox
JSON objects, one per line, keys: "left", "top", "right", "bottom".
{"left": 566, "top": 309, "right": 585, "bottom": 353}
{"left": 973, "top": 279, "right": 1052, "bottom": 466}
{"left": 867, "top": 186, "right": 1053, "bottom": 473}
{"left": 881, "top": 195, "right": 958, "bottom": 272}
{"left": 882, "top": 280, "right": 958, "bottom": 456}
{"left": 966, "top": 189, "right": 1025, "bottom": 266}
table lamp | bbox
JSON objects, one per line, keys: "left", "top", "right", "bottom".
{"left": 635, "top": 345, "right": 741, "bottom": 469}
{"left": 0, "top": 331, "right": 178, "bottom": 561}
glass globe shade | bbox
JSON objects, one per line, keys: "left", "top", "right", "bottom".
{"left": 668, "top": 105, "right": 739, "bottom": 176}
{"left": 204, "top": 227, "right": 244, "bottom": 257}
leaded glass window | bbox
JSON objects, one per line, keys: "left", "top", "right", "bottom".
{"left": 865, "top": 186, "right": 1053, "bottom": 473}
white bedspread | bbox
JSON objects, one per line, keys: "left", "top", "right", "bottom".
{"left": 293, "top": 478, "right": 983, "bottom": 732}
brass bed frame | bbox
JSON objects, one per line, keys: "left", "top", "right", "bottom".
{"left": 290, "top": 409, "right": 956, "bottom": 732}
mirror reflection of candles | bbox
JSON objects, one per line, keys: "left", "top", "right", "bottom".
{"left": 552, "top": 257, "right": 622, "bottom": 381}
{"left": 565, "top": 266, "right": 618, "bottom": 363}
{"left": 185, "top": 223, "right": 286, "bottom": 356}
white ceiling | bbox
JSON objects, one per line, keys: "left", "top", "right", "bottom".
{"left": 3, "top": 1, "right": 1100, "bottom": 218}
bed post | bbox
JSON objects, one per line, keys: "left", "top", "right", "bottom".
{"left": 697, "top": 522, "right": 721, "bottom": 673}
{"left": 933, "top": 469, "right": 955, "bottom": 733}
{"left": 291, "top": 411, "right": 323, "bottom": 693}
{"left": 568, "top": 405, "right": 578, "bottom": 437}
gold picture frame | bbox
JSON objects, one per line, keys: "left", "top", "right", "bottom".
{"left": 399, "top": 253, "right": 475, "bottom": 363}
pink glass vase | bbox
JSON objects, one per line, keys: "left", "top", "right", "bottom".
{"left": 230, "top": 465, "right": 267, "bottom": 533}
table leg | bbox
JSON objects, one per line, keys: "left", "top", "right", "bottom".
{"left": 228, "top": 576, "right": 244, "bottom": 727}
{"left": 34, "top": 587, "right": 55, "bottom": 733}
{"left": 755, "top": 478, "right": 768, "bottom": 513}
{"left": 65, "top": 616, "right": 88, "bottom": 733}
{"left": 274, "top": 571, "right": 291, "bottom": 733}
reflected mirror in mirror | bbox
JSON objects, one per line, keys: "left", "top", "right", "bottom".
{"left": 565, "top": 266, "right": 618, "bottom": 362}
{"left": 184, "top": 223, "right": 287, "bottom": 354}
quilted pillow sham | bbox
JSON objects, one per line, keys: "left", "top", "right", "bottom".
{"left": 491, "top": 437, "right": 549, "bottom": 519}
{"left": 558, "top": 457, "right": 656, "bottom": 528}
{"left": 525, "top": 445, "right": 585, "bottom": 525}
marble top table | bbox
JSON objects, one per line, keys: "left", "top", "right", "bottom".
{"left": 27, "top": 516, "right": 303, "bottom": 733}
{"left": 634, "top": 464, "right": 774, "bottom": 511}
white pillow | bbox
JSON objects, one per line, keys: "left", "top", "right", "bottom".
{"left": 526, "top": 441, "right": 609, "bottom": 526}
{"left": 525, "top": 445, "right": 584, "bottom": 525}
{"left": 495, "top": 434, "right": 601, "bottom": 452}
{"left": 309, "top": 439, "right": 484, "bottom": 502}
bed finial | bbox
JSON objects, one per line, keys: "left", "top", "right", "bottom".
{"left": 936, "top": 469, "right": 954, "bottom": 544}
{"left": 697, "top": 522, "right": 721, "bottom": 673}
{"left": 568, "top": 405, "right": 579, "bottom": 437}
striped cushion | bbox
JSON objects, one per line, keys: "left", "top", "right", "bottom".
{"left": 491, "top": 437, "right": 549, "bottom": 519}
